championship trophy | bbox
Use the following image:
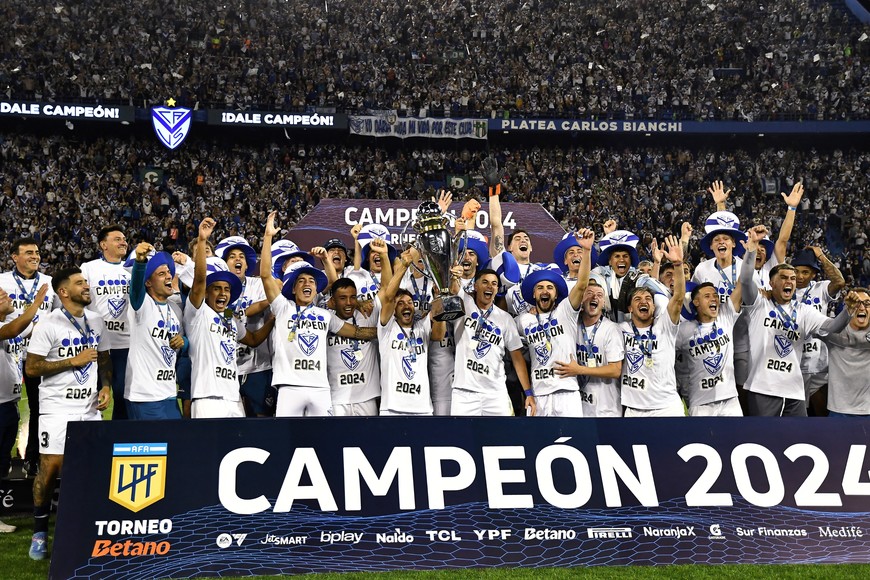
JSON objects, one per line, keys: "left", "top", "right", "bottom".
{"left": 411, "top": 201, "right": 466, "bottom": 321}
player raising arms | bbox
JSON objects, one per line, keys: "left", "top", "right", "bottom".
{"left": 260, "top": 211, "right": 375, "bottom": 416}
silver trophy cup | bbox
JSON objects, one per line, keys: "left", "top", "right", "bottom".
{"left": 412, "top": 201, "right": 465, "bottom": 321}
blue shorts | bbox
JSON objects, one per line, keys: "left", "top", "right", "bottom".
{"left": 240, "top": 369, "right": 275, "bottom": 416}
{"left": 126, "top": 398, "right": 182, "bottom": 420}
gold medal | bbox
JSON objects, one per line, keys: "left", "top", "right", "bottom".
{"left": 587, "top": 358, "right": 597, "bottom": 369}
{"left": 645, "top": 357, "right": 654, "bottom": 368}
{"left": 288, "top": 331, "right": 297, "bottom": 342}
{"left": 544, "top": 341, "right": 552, "bottom": 354}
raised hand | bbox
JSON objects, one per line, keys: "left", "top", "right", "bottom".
{"left": 708, "top": 180, "right": 731, "bottom": 206}
{"left": 603, "top": 219, "right": 617, "bottom": 235}
{"left": 198, "top": 217, "right": 216, "bottom": 241}
{"left": 350, "top": 224, "right": 362, "bottom": 239}
{"left": 650, "top": 238, "right": 664, "bottom": 263}
{"left": 781, "top": 181, "right": 804, "bottom": 207}
{"left": 482, "top": 156, "right": 500, "bottom": 186}
{"left": 433, "top": 189, "right": 453, "bottom": 214}
{"left": 264, "top": 211, "right": 280, "bottom": 238}
{"left": 742, "top": 224, "right": 769, "bottom": 252}
{"left": 680, "top": 222, "right": 693, "bottom": 244}
{"left": 662, "top": 234, "right": 683, "bottom": 264}
{"left": 135, "top": 241, "right": 154, "bottom": 262}
{"left": 370, "top": 238, "right": 388, "bottom": 255}
{"left": 574, "top": 228, "right": 595, "bottom": 251}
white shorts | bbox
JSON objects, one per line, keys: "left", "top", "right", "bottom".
{"left": 333, "top": 399, "right": 379, "bottom": 417}
{"left": 689, "top": 397, "right": 743, "bottom": 417}
{"left": 450, "top": 388, "right": 513, "bottom": 416}
{"left": 276, "top": 385, "right": 332, "bottom": 417}
{"left": 536, "top": 391, "right": 583, "bottom": 417}
{"left": 624, "top": 400, "right": 686, "bottom": 417}
{"left": 39, "top": 411, "right": 101, "bottom": 455}
{"left": 379, "top": 408, "right": 432, "bottom": 416}
{"left": 191, "top": 398, "right": 245, "bottom": 419}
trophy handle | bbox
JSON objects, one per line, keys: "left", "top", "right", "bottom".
{"left": 451, "top": 230, "right": 468, "bottom": 269}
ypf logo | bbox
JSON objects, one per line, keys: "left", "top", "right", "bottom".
{"left": 151, "top": 98, "right": 191, "bottom": 150}
{"left": 109, "top": 443, "right": 167, "bottom": 512}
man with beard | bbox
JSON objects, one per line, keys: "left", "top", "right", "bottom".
{"left": 515, "top": 229, "right": 594, "bottom": 416}
{"left": 395, "top": 245, "right": 455, "bottom": 415}
{"left": 791, "top": 247, "right": 846, "bottom": 415}
{"left": 449, "top": 267, "right": 534, "bottom": 416}
{"left": 187, "top": 220, "right": 273, "bottom": 419}
{"left": 377, "top": 248, "right": 446, "bottom": 415}
{"left": 619, "top": 235, "right": 686, "bottom": 417}
{"left": 327, "top": 277, "right": 381, "bottom": 416}
{"left": 25, "top": 267, "right": 111, "bottom": 560}
{"left": 554, "top": 231, "right": 601, "bottom": 293}
{"left": 80, "top": 225, "right": 130, "bottom": 420}
{"left": 216, "top": 236, "right": 275, "bottom": 417}
{"left": 820, "top": 288, "right": 870, "bottom": 417}
{"left": 0, "top": 238, "right": 55, "bottom": 477}
{"left": 261, "top": 212, "right": 375, "bottom": 417}
{"left": 554, "top": 281, "right": 625, "bottom": 417}
{"left": 740, "top": 227, "right": 853, "bottom": 417}
{"left": 0, "top": 285, "right": 47, "bottom": 534}
{"left": 676, "top": 282, "right": 743, "bottom": 416}
{"left": 125, "top": 243, "right": 185, "bottom": 419}
{"left": 592, "top": 229, "right": 641, "bottom": 323}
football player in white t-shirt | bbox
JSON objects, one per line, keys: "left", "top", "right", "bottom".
{"left": 516, "top": 231, "right": 594, "bottom": 416}
{"left": 125, "top": 243, "right": 185, "bottom": 419}
{"left": 739, "top": 227, "right": 852, "bottom": 417}
{"left": 187, "top": 219, "right": 274, "bottom": 419}
{"left": 327, "top": 277, "right": 381, "bottom": 416}
{"left": 676, "top": 282, "right": 743, "bottom": 416}
{"left": 448, "top": 266, "right": 533, "bottom": 416}
{"left": 791, "top": 247, "right": 846, "bottom": 414}
{"left": 79, "top": 225, "right": 130, "bottom": 420}
{"left": 555, "top": 281, "right": 625, "bottom": 417}
{"left": 216, "top": 236, "right": 276, "bottom": 417}
{"left": 25, "top": 267, "right": 111, "bottom": 560}
{"left": 0, "top": 284, "right": 46, "bottom": 529}
{"left": 0, "top": 237, "right": 55, "bottom": 478}
{"left": 260, "top": 212, "right": 377, "bottom": 416}
{"left": 619, "top": 235, "right": 686, "bottom": 417}
{"left": 377, "top": 248, "right": 446, "bottom": 415}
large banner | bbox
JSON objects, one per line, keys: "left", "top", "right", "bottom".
{"left": 51, "top": 418, "right": 870, "bottom": 579}
{"left": 0, "top": 101, "right": 135, "bottom": 122}
{"left": 349, "top": 116, "right": 489, "bottom": 139}
{"left": 207, "top": 110, "right": 348, "bottom": 129}
{"left": 287, "top": 199, "right": 564, "bottom": 262}
{"left": 491, "top": 118, "right": 870, "bottom": 134}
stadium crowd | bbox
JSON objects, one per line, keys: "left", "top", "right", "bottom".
{"left": 2, "top": 0, "right": 868, "bottom": 120}
{"left": 1, "top": 134, "right": 868, "bottom": 286}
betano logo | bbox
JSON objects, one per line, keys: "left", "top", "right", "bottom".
{"left": 109, "top": 443, "right": 168, "bottom": 512}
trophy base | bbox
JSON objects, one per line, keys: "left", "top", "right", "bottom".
{"left": 432, "top": 295, "right": 465, "bottom": 322}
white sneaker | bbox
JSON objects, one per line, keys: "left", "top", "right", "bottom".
{"left": 0, "top": 520, "right": 16, "bottom": 533}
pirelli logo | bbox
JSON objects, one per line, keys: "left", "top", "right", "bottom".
{"left": 109, "top": 443, "right": 167, "bottom": 512}
{"left": 587, "top": 527, "right": 632, "bottom": 539}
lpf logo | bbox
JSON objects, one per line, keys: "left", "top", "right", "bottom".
{"left": 109, "top": 443, "right": 168, "bottom": 512}
{"left": 152, "top": 98, "right": 191, "bottom": 150}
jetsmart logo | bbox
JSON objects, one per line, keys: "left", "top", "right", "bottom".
{"left": 587, "top": 527, "right": 632, "bottom": 539}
